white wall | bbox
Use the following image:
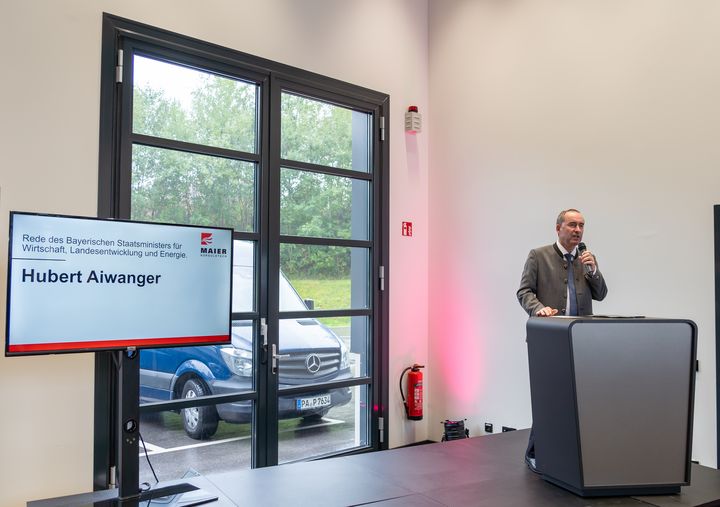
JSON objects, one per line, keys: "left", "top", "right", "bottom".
{"left": 0, "top": 1, "right": 429, "bottom": 505}
{"left": 428, "top": 0, "right": 719, "bottom": 467}
{"left": 5, "top": 1, "right": 718, "bottom": 504}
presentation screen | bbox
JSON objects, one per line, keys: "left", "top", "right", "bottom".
{"left": 5, "top": 212, "right": 233, "bottom": 355}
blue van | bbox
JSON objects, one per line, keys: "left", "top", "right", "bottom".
{"left": 139, "top": 242, "right": 352, "bottom": 439}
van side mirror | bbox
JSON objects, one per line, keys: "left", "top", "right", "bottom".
{"left": 304, "top": 299, "right": 315, "bottom": 310}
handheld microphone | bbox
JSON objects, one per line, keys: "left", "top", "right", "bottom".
{"left": 578, "top": 242, "right": 592, "bottom": 274}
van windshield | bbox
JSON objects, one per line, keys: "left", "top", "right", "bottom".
{"left": 232, "top": 240, "right": 306, "bottom": 312}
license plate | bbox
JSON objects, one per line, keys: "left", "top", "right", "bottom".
{"left": 297, "top": 394, "right": 331, "bottom": 411}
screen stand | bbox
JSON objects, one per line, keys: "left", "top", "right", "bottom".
{"left": 116, "top": 349, "right": 140, "bottom": 501}
{"left": 114, "top": 349, "right": 218, "bottom": 506}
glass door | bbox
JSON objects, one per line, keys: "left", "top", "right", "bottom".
{"left": 269, "top": 86, "right": 377, "bottom": 463}
{"left": 97, "top": 17, "right": 388, "bottom": 488}
{"left": 125, "top": 49, "right": 266, "bottom": 481}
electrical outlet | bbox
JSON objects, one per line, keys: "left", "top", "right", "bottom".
{"left": 501, "top": 426, "right": 516, "bottom": 432}
{"left": 484, "top": 423, "right": 493, "bottom": 433}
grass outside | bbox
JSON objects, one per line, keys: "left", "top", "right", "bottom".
{"left": 291, "top": 278, "right": 351, "bottom": 327}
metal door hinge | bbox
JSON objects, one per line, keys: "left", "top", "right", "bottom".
{"left": 260, "top": 318, "right": 268, "bottom": 364}
{"left": 379, "top": 116, "right": 385, "bottom": 141}
{"left": 379, "top": 265, "right": 385, "bottom": 291}
{"left": 260, "top": 318, "right": 268, "bottom": 341}
{"left": 379, "top": 416, "right": 385, "bottom": 443}
{"left": 115, "top": 49, "right": 124, "bottom": 83}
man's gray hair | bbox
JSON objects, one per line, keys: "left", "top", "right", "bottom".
{"left": 556, "top": 208, "right": 582, "bottom": 226}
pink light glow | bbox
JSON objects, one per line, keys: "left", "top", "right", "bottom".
{"left": 429, "top": 261, "right": 488, "bottom": 410}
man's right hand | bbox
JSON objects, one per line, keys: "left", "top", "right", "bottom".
{"left": 536, "top": 306, "right": 559, "bottom": 317}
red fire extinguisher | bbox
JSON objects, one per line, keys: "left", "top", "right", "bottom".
{"left": 400, "top": 364, "right": 425, "bottom": 420}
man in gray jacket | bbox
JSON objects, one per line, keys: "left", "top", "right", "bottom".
{"left": 517, "top": 208, "right": 608, "bottom": 471}
{"left": 518, "top": 209, "right": 608, "bottom": 317}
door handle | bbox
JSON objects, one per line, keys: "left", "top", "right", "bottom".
{"left": 271, "top": 343, "right": 290, "bottom": 375}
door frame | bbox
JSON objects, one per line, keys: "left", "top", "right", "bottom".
{"left": 95, "top": 12, "right": 389, "bottom": 489}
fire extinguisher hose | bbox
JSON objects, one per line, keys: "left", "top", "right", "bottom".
{"left": 399, "top": 366, "right": 413, "bottom": 418}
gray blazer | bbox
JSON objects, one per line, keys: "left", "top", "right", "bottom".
{"left": 517, "top": 243, "right": 608, "bottom": 316}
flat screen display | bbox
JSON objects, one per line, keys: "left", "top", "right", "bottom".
{"left": 5, "top": 212, "right": 233, "bottom": 355}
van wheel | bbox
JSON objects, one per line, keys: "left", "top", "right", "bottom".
{"left": 181, "top": 378, "right": 219, "bottom": 440}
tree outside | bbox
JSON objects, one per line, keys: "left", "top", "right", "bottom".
{"left": 131, "top": 56, "right": 365, "bottom": 304}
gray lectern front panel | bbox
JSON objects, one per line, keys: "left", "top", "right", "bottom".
{"left": 571, "top": 322, "right": 693, "bottom": 487}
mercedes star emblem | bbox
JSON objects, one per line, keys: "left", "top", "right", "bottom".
{"left": 305, "top": 353, "right": 321, "bottom": 374}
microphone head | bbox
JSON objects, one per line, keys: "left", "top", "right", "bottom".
{"left": 578, "top": 242, "right": 587, "bottom": 254}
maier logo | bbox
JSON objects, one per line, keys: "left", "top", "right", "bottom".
{"left": 199, "top": 231, "right": 228, "bottom": 257}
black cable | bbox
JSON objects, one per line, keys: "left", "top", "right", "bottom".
{"left": 110, "top": 351, "right": 121, "bottom": 370}
{"left": 139, "top": 431, "right": 159, "bottom": 484}
{"left": 139, "top": 481, "right": 152, "bottom": 507}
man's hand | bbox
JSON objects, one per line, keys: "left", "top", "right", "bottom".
{"left": 536, "top": 306, "right": 559, "bottom": 317}
{"left": 579, "top": 250, "right": 596, "bottom": 273}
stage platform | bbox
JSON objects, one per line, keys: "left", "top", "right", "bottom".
{"left": 29, "top": 429, "right": 720, "bottom": 506}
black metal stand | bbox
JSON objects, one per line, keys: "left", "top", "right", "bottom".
{"left": 114, "top": 350, "right": 217, "bottom": 505}
{"left": 116, "top": 349, "right": 140, "bottom": 500}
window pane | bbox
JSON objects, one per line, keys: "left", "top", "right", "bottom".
{"left": 139, "top": 409, "right": 252, "bottom": 484}
{"left": 277, "top": 316, "right": 348, "bottom": 388}
{"left": 139, "top": 320, "right": 255, "bottom": 408}
{"left": 232, "top": 240, "right": 255, "bottom": 313}
{"left": 317, "top": 316, "right": 368, "bottom": 378}
{"left": 280, "top": 168, "right": 369, "bottom": 240}
{"left": 131, "top": 144, "right": 256, "bottom": 232}
{"left": 281, "top": 93, "right": 371, "bottom": 172}
{"left": 278, "top": 385, "right": 369, "bottom": 463}
{"left": 277, "top": 316, "right": 367, "bottom": 384}
{"left": 133, "top": 55, "right": 257, "bottom": 153}
{"left": 280, "top": 244, "right": 369, "bottom": 311}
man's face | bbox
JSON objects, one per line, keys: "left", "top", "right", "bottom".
{"left": 556, "top": 211, "right": 585, "bottom": 251}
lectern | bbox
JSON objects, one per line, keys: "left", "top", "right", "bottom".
{"left": 527, "top": 317, "right": 696, "bottom": 497}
